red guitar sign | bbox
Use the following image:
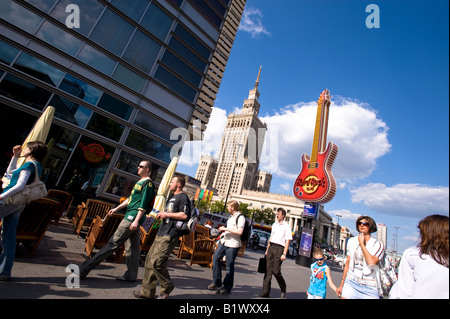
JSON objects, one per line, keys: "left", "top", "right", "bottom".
{"left": 293, "top": 89, "right": 338, "bottom": 204}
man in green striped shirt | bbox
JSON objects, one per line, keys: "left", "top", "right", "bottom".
{"left": 80, "top": 161, "right": 155, "bottom": 282}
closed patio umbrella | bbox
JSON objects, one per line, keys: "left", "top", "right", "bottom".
{"left": 148, "top": 154, "right": 179, "bottom": 218}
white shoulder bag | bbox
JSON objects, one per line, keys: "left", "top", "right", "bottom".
{"left": 7, "top": 161, "right": 47, "bottom": 205}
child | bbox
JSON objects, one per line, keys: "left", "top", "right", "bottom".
{"left": 307, "top": 248, "right": 337, "bottom": 299}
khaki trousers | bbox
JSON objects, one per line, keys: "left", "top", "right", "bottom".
{"left": 140, "top": 235, "right": 179, "bottom": 298}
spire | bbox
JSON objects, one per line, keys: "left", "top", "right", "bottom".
{"left": 255, "top": 65, "right": 262, "bottom": 88}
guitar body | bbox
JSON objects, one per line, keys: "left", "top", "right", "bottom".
{"left": 293, "top": 141, "right": 338, "bottom": 204}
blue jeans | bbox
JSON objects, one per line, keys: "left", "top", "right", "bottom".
{"left": 212, "top": 242, "right": 239, "bottom": 291}
{"left": 0, "top": 201, "right": 26, "bottom": 277}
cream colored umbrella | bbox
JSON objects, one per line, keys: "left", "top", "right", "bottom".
{"left": 2, "top": 106, "right": 55, "bottom": 188}
{"left": 148, "top": 154, "right": 179, "bottom": 218}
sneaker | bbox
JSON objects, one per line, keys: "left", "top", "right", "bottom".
{"left": 280, "top": 291, "right": 286, "bottom": 298}
{"left": 217, "top": 288, "right": 231, "bottom": 295}
{"left": 157, "top": 293, "right": 169, "bottom": 299}
{"left": 207, "top": 282, "right": 222, "bottom": 290}
{"left": 133, "top": 291, "right": 150, "bottom": 299}
{"left": 255, "top": 294, "right": 270, "bottom": 298}
{"left": 116, "top": 275, "right": 136, "bottom": 282}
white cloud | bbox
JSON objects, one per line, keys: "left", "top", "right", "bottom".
{"left": 328, "top": 209, "right": 361, "bottom": 222}
{"left": 350, "top": 183, "right": 450, "bottom": 218}
{"left": 179, "top": 107, "right": 227, "bottom": 167}
{"left": 239, "top": 7, "right": 271, "bottom": 38}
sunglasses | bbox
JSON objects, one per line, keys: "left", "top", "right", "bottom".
{"left": 137, "top": 165, "right": 147, "bottom": 169}
{"left": 358, "top": 221, "right": 370, "bottom": 226}
{"left": 314, "top": 257, "right": 325, "bottom": 261}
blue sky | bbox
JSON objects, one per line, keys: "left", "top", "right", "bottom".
{"left": 177, "top": 0, "right": 449, "bottom": 253}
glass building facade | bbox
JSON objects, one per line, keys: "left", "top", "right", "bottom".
{"left": 0, "top": 0, "right": 246, "bottom": 201}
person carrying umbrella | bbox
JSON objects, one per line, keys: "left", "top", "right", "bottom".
{"left": 134, "top": 175, "right": 191, "bottom": 299}
{"left": 0, "top": 142, "right": 48, "bottom": 281}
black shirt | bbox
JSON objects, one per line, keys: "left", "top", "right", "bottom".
{"left": 157, "top": 192, "right": 191, "bottom": 238}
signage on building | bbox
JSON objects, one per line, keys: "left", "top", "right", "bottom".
{"left": 303, "top": 203, "right": 319, "bottom": 219}
{"left": 78, "top": 142, "right": 111, "bottom": 163}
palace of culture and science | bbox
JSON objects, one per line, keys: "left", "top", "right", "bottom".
{"left": 195, "top": 66, "right": 272, "bottom": 197}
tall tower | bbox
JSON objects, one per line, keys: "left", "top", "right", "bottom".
{"left": 204, "top": 66, "right": 271, "bottom": 197}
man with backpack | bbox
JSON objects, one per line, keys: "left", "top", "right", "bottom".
{"left": 208, "top": 200, "right": 246, "bottom": 295}
{"left": 256, "top": 207, "right": 292, "bottom": 298}
{"left": 134, "top": 175, "right": 191, "bottom": 299}
{"left": 79, "top": 161, "right": 155, "bottom": 282}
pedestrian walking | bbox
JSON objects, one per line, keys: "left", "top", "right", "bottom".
{"left": 336, "top": 215, "right": 384, "bottom": 299}
{"left": 134, "top": 175, "right": 191, "bottom": 299}
{"left": 307, "top": 248, "right": 338, "bottom": 299}
{"left": 79, "top": 161, "right": 155, "bottom": 282}
{"left": 208, "top": 200, "right": 245, "bottom": 295}
{"left": 389, "top": 214, "right": 449, "bottom": 299}
{"left": 0, "top": 142, "right": 47, "bottom": 281}
{"left": 256, "top": 207, "right": 292, "bottom": 298}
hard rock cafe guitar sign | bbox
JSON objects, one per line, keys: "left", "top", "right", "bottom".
{"left": 293, "top": 89, "right": 338, "bottom": 204}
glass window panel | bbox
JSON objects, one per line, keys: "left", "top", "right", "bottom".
{"left": 24, "top": 0, "right": 58, "bottom": 13}
{"left": 96, "top": 93, "right": 133, "bottom": 120}
{"left": 89, "top": 9, "right": 134, "bottom": 56}
{"left": 13, "top": 52, "right": 65, "bottom": 86}
{"left": 205, "top": 0, "right": 227, "bottom": 18}
{"left": 168, "top": 37, "right": 206, "bottom": 72}
{"left": 125, "top": 130, "right": 172, "bottom": 164}
{"left": 40, "top": 124, "right": 81, "bottom": 190}
{"left": 154, "top": 66, "right": 197, "bottom": 103}
{"left": 48, "top": 94, "right": 92, "bottom": 127}
{"left": 0, "top": 74, "right": 51, "bottom": 110}
{"left": 112, "top": 64, "right": 145, "bottom": 92}
{"left": 173, "top": 25, "right": 211, "bottom": 60}
{"left": 49, "top": 0, "right": 105, "bottom": 36}
{"left": 110, "top": 0, "right": 148, "bottom": 22}
{"left": 140, "top": 3, "right": 173, "bottom": 41}
{"left": 86, "top": 112, "right": 124, "bottom": 141}
{"left": 122, "top": 30, "right": 160, "bottom": 73}
{"left": 0, "top": 40, "right": 20, "bottom": 65}
{"left": 59, "top": 73, "right": 102, "bottom": 105}
{"left": 36, "top": 21, "right": 83, "bottom": 56}
{"left": 167, "top": 0, "right": 183, "bottom": 7}
{"left": 59, "top": 136, "right": 115, "bottom": 194}
{"left": 0, "top": 0, "right": 43, "bottom": 34}
{"left": 115, "top": 150, "right": 165, "bottom": 183}
{"left": 134, "top": 111, "right": 179, "bottom": 142}
{"left": 161, "top": 51, "right": 202, "bottom": 87}
{"left": 76, "top": 44, "right": 117, "bottom": 75}
{"left": 189, "top": 0, "right": 222, "bottom": 28}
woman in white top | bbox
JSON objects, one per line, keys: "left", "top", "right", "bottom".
{"left": 390, "top": 214, "right": 449, "bottom": 299}
{"left": 336, "top": 215, "right": 384, "bottom": 299}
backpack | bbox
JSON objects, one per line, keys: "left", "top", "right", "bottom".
{"left": 176, "top": 198, "right": 199, "bottom": 235}
{"left": 238, "top": 214, "right": 251, "bottom": 243}
{"left": 377, "top": 253, "right": 398, "bottom": 297}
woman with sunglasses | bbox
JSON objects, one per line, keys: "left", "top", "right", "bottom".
{"left": 336, "top": 216, "right": 384, "bottom": 299}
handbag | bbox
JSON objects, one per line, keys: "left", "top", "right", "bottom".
{"left": 257, "top": 256, "right": 267, "bottom": 273}
{"left": 7, "top": 161, "right": 47, "bottom": 205}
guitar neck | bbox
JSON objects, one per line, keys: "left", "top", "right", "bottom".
{"left": 309, "top": 90, "right": 330, "bottom": 171}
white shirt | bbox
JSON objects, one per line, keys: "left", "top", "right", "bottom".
{"left": 346, "top": 236, "right": 384, "bottom": 281}
{"left": 389, "top": 247, "right": 449, "bottom": 299}
{"left": 270, "top": 220, "right": 292, "bottom": 247}
{"left": 221, "top": 212, "right": 245, "bottom": 248}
